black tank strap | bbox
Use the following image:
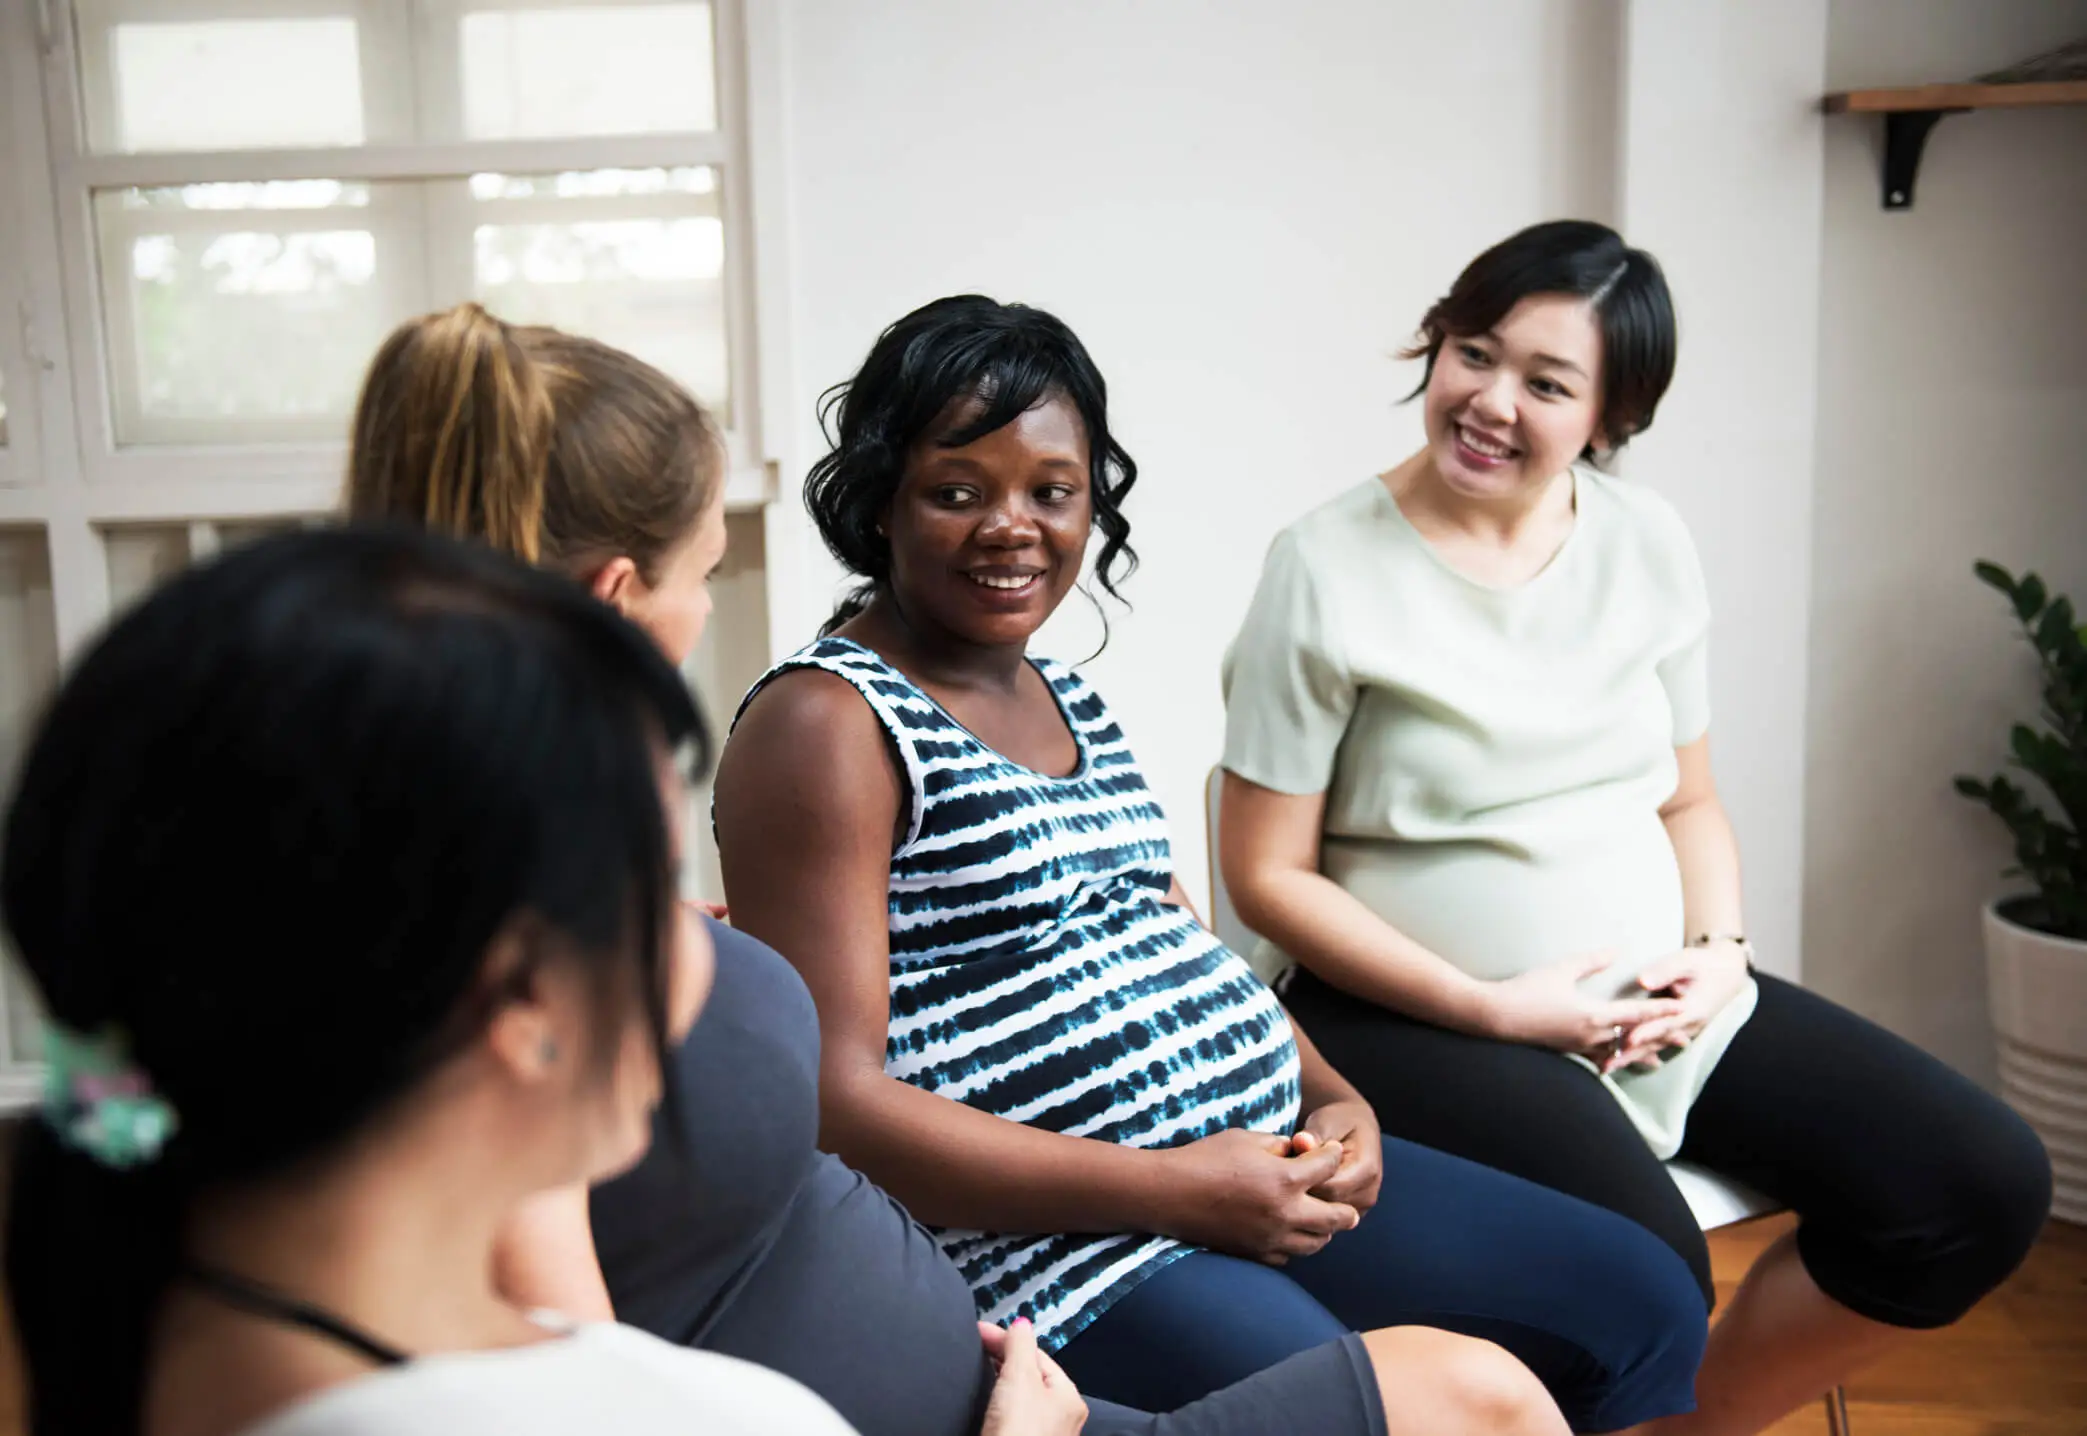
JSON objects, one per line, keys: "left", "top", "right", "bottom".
{"left": 183, "top": 1265, "right": 410, "bottom": 1368}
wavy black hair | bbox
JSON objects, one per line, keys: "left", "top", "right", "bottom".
{"left": 1404, "top": 219, "right": 1677, "bottom": 458}
{"left": 2, "top": 525, "right": 706, "bottom": 1436}
{"left": 804, "top": 295, "right": 1139, "bottom": 634}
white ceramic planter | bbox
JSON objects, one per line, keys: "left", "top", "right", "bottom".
{"left": 1984, "top": 900, "right": 2087, "bottom": 1225}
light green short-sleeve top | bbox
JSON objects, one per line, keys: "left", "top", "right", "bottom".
{"left": 1221, "top": 470, "right": 1755, "bottom": 1159}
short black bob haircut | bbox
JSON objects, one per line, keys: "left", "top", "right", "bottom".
{"left": 1403, "top": 219, "right": 1677, "bottom": 459}
{"left": 804, "top": 295, "right": 1138, "bottom": 633}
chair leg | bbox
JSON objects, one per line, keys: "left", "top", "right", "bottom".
{"left": 1823, "top": 1384, "right": 1851, "bottom": 1435}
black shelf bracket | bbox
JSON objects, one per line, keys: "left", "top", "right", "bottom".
{"left": 1880, "top": 108, "right": 1967, "bottom": 210}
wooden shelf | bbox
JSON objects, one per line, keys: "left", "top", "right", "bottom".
{"left": 1823, "top": 80, "right": 2087, "bottom": 210}
{"left": 1824, "top": 80, "right": 2087, "bottom": 114}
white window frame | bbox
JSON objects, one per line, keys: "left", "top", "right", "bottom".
{"left": 38, "top": 0, "right": 769, "bottom": 507}
{"left": 0, "top": 0, "right": 793, "bottom": 1107}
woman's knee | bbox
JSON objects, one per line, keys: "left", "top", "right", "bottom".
{"left": 1602, "top": 1213, "right": 1711, "bottom": 1403}
{"left": 1361, "top": 1328, "right": 1568, "bottom": 1436}
{"left": 1917, "top": 1101, "right": 2051, "bottom": 1312}
{"left": 1801, "top": 1100, "right": 2052, "bottom": 1328}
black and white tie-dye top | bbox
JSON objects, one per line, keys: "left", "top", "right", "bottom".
{"left": 743, "top": 637, "right": 1302, "bottom": 1350}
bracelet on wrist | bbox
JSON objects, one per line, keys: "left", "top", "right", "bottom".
{"left": 1688, "top": 932, "right": 1755, "bottom": 968}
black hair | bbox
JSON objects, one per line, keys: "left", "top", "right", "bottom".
{"left": 1403, "top": 219, "right": 1677, "bottom": 457}
{"left": 804, "top": 294, "right": 1139, "bottom": 635}
{"left": 0, "top": 524, "right": 707, "bottom": 1435}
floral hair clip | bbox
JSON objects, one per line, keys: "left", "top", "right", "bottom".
{"left": 40, "top": 1021, "right": 179, "bottom": 1169}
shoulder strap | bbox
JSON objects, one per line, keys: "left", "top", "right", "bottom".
{"left": 735, "top": 637, "right": 934, "bottom": 856}
{"left": 184, "top": 1265, "right": 410, "bottom": 1368}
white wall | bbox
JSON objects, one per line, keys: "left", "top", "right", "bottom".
{"left": 762, "top": 1, "right": 1838, "bottom": 982}
{"left": 1802, "top": 0, "right": 2087, "bottom": 1084}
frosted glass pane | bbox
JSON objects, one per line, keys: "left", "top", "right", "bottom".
{"left": 96, "top": 168, "right": 731, "bottom": 446}
{"left": 458, "top": 3, "right": 715, "bottom": 139}
{"left": 474, "top": 168, "right": 728, "bottom": 414}
{"left": 0, "top": 533, "right": 57, "bottom": 1064}
{"left": 75, "top": 3, "right": 718, "bottom": 152}
{"left": 95, "top": 181, "right": 406, "bottom": 445}
{"left": 79, "top": 8, "right": 372, "bottom": 154}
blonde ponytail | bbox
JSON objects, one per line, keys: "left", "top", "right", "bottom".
{"left": 347, "top": 305, "right": 719, "bottom": 580}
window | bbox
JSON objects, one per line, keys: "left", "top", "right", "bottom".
{"left": 50, "top": 0, "right": 763, "bottom": 491}
{"left": 0, "top": 0, "right": 783, "bottom": 1105}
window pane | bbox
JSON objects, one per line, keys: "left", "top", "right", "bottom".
{"left": 94, "top": 181, "right": 411, "bottom": 446}
{"left": 474, "top": 167, "right": 729, "bottom": 416}
{"left": 95, "top": 168, "right": 730, "bottom": 447}
{"left": 76, "top": 2, "right": 717, "bottom": 152}
{"left": 457, "top": 3, "right": 715, "bottom": 139}
{"left": 0, "top": 532, "right": 57, "bottom": 1064}
{"left": 77, "top": 5, "right": 377, "bottom": 154}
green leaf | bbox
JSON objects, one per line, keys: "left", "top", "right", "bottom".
{"left": 1969, "top": 564, "right": 2087, "bottom": 913}
{"left": 2040, "top": 597, "right": 2078, "bottom": 654}
{"left": 2017, "top": 573, "right": 2049, "bottom": 622}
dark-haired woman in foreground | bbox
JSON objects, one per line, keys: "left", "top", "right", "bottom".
{"left": 348, "top": 304, "right": 1562, "bottom": 1436}
{"left": 714, "top": 294, "right": 1709, "bottom": 1429}
{"left": 1219, "top": 220, "right": 2053, "bottom": 1436}
{"left": 0, "top": 528, "right": 862, "bottom": 1435}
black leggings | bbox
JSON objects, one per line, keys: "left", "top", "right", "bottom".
{"left": 1283, "top": 969, "right": 2052, "bottom": 1328}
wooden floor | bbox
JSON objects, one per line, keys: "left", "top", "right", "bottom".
{"left": 1726, "top": 1215, "right": 2087, "bottom": 1436}
{"left": 0, "top": 1215, "right": 2077, "bottom": 1433}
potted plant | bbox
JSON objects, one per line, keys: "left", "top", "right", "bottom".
{"left": 1957, "top": 561, "right": 2086, "bottom": 1224}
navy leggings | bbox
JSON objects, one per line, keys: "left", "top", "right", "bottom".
{"left": 1054, "top": 1135, "right": 1706, "bottom": 1431}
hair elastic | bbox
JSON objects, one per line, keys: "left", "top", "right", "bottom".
{"left": 40, "top": 1021, "right": 179, "bottom": 1169}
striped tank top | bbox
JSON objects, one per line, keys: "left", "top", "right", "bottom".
{"left": 745, "top": 637, "right": 1302, "bottom": 1350}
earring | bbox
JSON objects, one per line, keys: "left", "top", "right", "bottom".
{"left": 539, "top": 1036, "right": 559, "bottom": 1064}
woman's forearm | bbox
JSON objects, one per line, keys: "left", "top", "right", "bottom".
{"left": 1238, "top": 867, "right": 1499, "bottom": 1034}
{"left": 1662, "top": 796, "right": 1745, "bottom": 942}
{"left": 820, "top": 1062, "right": 1184, "bottom": 1238}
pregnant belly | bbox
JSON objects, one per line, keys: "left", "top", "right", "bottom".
{"left": 698, "top": 1154, "right": 989, "bottom": 1436}
{"left": 1320, "top": 819, "right": 1685, "bottom": 991}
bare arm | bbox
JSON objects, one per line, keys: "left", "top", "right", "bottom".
{"left": 1658, "top": 736, "right": 1744, "bottom": 943}
{"left": 714, "top": 673, "right": 1353, "bottom": 1259}
{"left": 492, "top": 1185, "right": 614, "bottom": 1322}
{"left": 1219, "top": 773, "right": 1497, "bottom": 1029}
{"left": 1609, "top": 735, "right": 1753, "bottom": 1064}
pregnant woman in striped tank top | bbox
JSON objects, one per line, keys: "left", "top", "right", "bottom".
{"left": 714, "top": 296, "right": 1710, "bottom": 1429}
